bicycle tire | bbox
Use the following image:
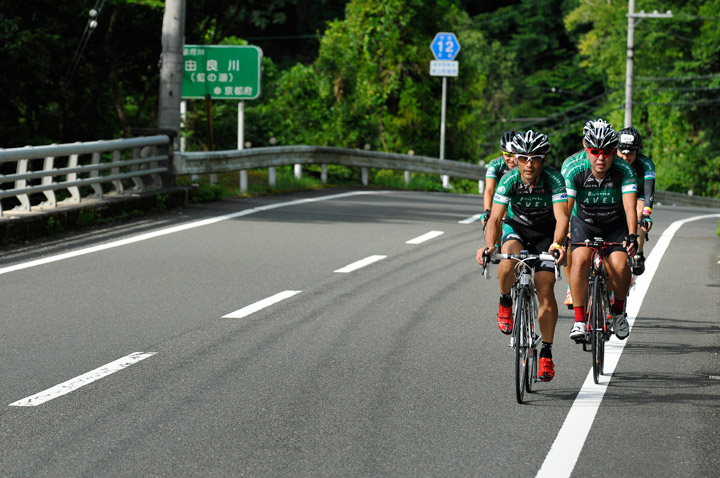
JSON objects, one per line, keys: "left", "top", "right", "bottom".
{"left": 526, "top": 291, "right": 538, "bottom": 393}
{"left": 515, "top": 288, "right": 530, "bottom": 403}
{"left": 590, "top": 276, "right": 605, "bottom": 384}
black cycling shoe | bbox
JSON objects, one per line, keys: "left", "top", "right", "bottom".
{"left": 632, "top": 253, "right": 645, "bottom": 275}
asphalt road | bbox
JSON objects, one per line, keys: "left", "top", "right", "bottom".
{"left": 1, "top": 189, "right": 719, "bottom": 477}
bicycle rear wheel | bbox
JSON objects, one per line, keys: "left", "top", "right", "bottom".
{"left": 590, "top": 276, "right": 605, "bottom": 384}
{"left": 515, "top": 288, "right": 530, "bottom": 403}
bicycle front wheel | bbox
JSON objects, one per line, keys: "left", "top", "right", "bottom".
{"left": 590, "top": 276, "right": 605, "bottom": 384}
{"left": 514, "top": 288, "right": 530, "bottom": 403}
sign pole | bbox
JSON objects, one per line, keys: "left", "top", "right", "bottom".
{"left": 429, "top": 32, "right": 460, "bottom": 190}
{"left": 239, "top": 100, "right": 248, "bottom": 192}
{"left": 440, "top": 77, "right": 449, "bottom": 188}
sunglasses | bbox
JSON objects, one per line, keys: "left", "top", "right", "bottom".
{"left": 516, "top": 154, "right": 545, "bottom": 164}
{"left": 502, "top": 151, "right": 514, "bottom": 157}
{"left": 586, "top": 148, "right": 614, "bottom": 157}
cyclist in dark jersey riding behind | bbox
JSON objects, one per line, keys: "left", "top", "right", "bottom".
{"left": 564, "top": 126, "right": 639, "bottom": 342}
{"left": 616, "top": 126, "right": 655, "bottom": 275}
{"left": 477, "top": 130, "right": 569, "bottom": 381}
{"left": 481, "top": 130, "right": 518, "bottom": 227}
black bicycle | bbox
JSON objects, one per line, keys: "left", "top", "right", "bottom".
{"left": 483, "top": 250, "right": 559, "bottom": 403}
{"left": 570, "top": 238, "right": 622, "bottom": 384}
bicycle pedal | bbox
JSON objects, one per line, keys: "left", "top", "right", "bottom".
{"left": 573, "top": 335, "right": 589, "bottom": 345}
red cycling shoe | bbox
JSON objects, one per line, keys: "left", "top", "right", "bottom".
{"left": 497, "top": 304, "right": 513, "bottom": 335}
{"left": 538, "top": 357, "right": 555, "bottom": 382}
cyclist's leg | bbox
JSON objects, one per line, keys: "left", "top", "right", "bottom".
{"left": 528, "top": 227, "right": 558, "bottom": 381}
{"left": 603, "top": 223, "right": 632, "bottom": 340}
{"left": 563, "top": 233, "right": 574, "bottom": 308}
{"left": 496, "top": 223, "right": 523, "bottom": 334}
{"left": 606, "top": 250, "right": 632, "bottom": 302}
{"left": 606, "top": 250, "right": 631, "bottom": 339}
{"left": 568, "top": 219, "right": 593, "bottom": 310}
{"left": 568, "top": 217, "right": 592, "bottom": 339}
{"left": 498, "top": 239, "right": 523, "bottom": 296}
{"left": 603, "top": 221, "right": 631, "bottom": 304}
{"left": 535, "top": 271, "right": 558, "bottom": 341}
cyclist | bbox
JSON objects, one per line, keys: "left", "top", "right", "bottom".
{"left": 560, "top": 118, "right": 613, "bottom": 308}
{"left": 616, "top": 126, "right": 655, "bottom": 275}
{"left": 563, "top": 126, "right": 638, "bottom": 342}
{"left": 481, "top": 131, "right": 518, "bottom": 227}
{"left": 477, "top": 130, "right": 569, "bottom": 381}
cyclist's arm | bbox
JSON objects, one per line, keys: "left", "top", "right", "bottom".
{"left": 551, "top": 201, "right": 569, "bottom": 262}
{"left": 482, "top": 177, "right": 497, "bottom": 223}
{"left": 642, "top": 177, "right": 655, "bottom": 210}
{"left": 484, "top": 203, "right": 507, "bottom": 250}
{"left": 477, "top": 202, "right": 506, "bottom": 265}
{"left": 623, "top": 192, "right": 638, "bottom": 236}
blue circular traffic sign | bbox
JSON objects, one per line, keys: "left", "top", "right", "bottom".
{"left": 430, "top": 32, "right": 461, "bottom": 61}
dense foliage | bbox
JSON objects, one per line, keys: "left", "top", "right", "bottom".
{"left": 1, "top": 0, "right": 719, "bottom": 196}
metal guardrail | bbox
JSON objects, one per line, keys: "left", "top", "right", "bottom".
{"left": 174, "top": 145, "right": 487, "bottom": 184}
{"left": 655, "top": 190, "right": 720, "bottom": 208}
{"left": 0, "top": 135, "right": 171, "bottom": 217}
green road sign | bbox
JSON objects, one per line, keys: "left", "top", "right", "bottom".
{"left": 182, "top": 45, "right": 262, "bottom": 100}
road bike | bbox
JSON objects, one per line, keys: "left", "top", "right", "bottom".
{"left": 483, "top": 250, "right": 559, "bottom": 403}
{"left": 570, "top": 238, "right": 627, "bottom": 384}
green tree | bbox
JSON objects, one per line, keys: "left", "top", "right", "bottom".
{"left": 250, "top": 0, "right": 519, "bottom": 164}
{"left": 565, "top": 0, "right": 720, "bottom": 196}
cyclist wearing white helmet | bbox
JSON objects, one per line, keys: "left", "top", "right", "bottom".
{"left": 563, "top": 125, "right": 638, "bottom": 342}
{"left": 617, "top": 126, "right": 655, "bottom": 275}
{"left": 559, "top": 119, "right": 614, "bottom": 308}
{"left": 477, "top": 130, "right": 568, "bottom": 382}
{"left": 481, "top": 130, "right": 518, "bottom": 226}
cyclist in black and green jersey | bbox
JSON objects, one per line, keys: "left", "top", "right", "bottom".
{"left": 560, "top": 119, "right": 613, "bottom": 308}
{"left": 564, "top": 126, "right": 639, "bottom": 342}
{"left": 481, "top": 131, "right": 518, "bottom": 227}
{"left": 477, "top": 130, "right": 569, "bottom": 382}
{"left": 617, "top": 126, "right": 655, "bottom": 275}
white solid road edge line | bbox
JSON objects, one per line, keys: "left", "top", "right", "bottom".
{"left": 9, "top": 352, "right": 156, "bottom": 407}
{"left": 459, "top": 214, "right": 482, "bottom": 224}
{"left": 535, "top": 213, "right": 720, "bottom": 478}
{"left": 334, "top": 255, "right": 388, "bottom": 273}
{"left": 222, "top": 290, "right": 302, "bottom": 319}
{"left": 406, "top": 230, "right": 445, "bottom": 244}
{"left": 0, "top": 191, "right": 388, "bottom": 277}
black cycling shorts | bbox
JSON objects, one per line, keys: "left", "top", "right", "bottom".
{"left": 501, "top": 219, "right": 556, "bottom": 273}
{"left": 570, "top": 216, "right": 628, "bottom": 254}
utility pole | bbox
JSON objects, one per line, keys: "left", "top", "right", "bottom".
{"left": 624, "top": 2, "right": 672, "bottom": 127}
{"left": 158, "top": 0, "right": 186, "bottom": 145}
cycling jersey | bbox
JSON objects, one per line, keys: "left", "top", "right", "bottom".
{"left": 629, "top": 152, "right": 656, "bottom": 209}
{"left": 561, "top": 150, "right": 584, "bottom": 177}
{"left": 563, "top": 152, "right": 637, "bottom": 227}
{"left": 486, "top": 156, "right": 512, "bottom": 181}
{"left": 493, "top": 165, "right": 567, "bottom": 228}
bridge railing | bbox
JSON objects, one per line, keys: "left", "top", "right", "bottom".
{"left": 174, "top": 145, "right": 487, "bottom": 190}
{"left": 0, "top": 135, "right": 171, "bottom": 217}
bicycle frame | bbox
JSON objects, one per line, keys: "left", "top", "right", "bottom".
{"left": 483, "top": 250, "right": 559, "bottom": 403}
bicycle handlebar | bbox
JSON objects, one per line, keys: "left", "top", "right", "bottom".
{"left": 490, "top": 252, "right": 557, "bottom": 262}
{"left": 481, "top": 250, "right": 561, "bottom": 280}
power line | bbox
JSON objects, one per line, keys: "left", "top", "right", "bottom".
{"left": 636, "top": 73, "right": 720, "bottom": 81}
{"left": 632, "top": 99, "right": 720, "bottom": 107}
{"left": 634, "top": 85, "right": 720, "bottom": 92}
{"left": 511, "top": 88, "right": 619, "bottom": 130}
{"left": 64, "top": 0, "right": 107, "bottom": 84}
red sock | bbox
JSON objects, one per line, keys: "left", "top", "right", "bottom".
{"left": 573, "top": 306, "right": 586, "bottom": 323}
{"left": 612, "top": 298, "right": 625, "bottom": 315}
